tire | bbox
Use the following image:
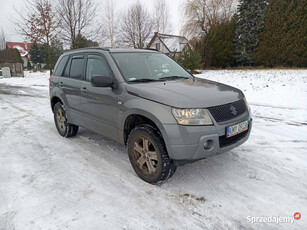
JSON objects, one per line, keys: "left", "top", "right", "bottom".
{"left": 54, "top": 102, "right": 79, "bottom": 138}
{"left": 127, "top": 125, "right": 177, "bottom": 184}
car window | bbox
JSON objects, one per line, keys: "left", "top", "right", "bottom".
{"left": 63, "top": 57, "right": 71, "bottom": 77}
{"left": 111, "top": 53, "right": 191, "bottom": 82}
{"left": 70, "top": 56, "right": 84, "bottom": 79}
{"left": 53, "top": 55, "right": 69, "bottom": 76}
{"left": 86, "top": 55, "right": 111, "bottom": 82}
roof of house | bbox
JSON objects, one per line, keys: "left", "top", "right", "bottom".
{"left": 148, "top": 32, "right": 189, "bottom": 53}
{"left": 6, "top": 42, "right": 32, "bottom": 60}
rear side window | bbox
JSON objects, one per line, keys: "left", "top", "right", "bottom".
{"left": 70, "top": 56, "right": 84, "bottom": 79}
{"left": 63, "top": 57, "right": 71, "bottom": 77}
{"left": 53, "top": 56, "right": 69, "bottom": 76}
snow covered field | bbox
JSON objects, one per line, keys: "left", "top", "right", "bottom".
{"left": 0, "top": 69, "right": 306, "bottom": 230}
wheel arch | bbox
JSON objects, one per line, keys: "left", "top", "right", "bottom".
{"left": 50, "top": 96, "right": 63, "bottom": 112}
{"left": 121, "top": 110, "right": 170, "bottom": 150}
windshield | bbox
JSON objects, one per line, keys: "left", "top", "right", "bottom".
{"left": 110, "top": 52, "right": 192, "bottom": 83}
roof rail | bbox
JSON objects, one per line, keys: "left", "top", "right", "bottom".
{"left": 144, "top": 48, "right": 159, "bottom": 52}
{"left": 64, "top": 47, "right": 110, "bottom": 52}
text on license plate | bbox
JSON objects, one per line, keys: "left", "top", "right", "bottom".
{"left": 226, "top": 120, "right": 248, "bottom": 138}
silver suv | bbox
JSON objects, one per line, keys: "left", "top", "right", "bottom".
{"left": 49, "top": 47, "right": 252, "bottom": 184}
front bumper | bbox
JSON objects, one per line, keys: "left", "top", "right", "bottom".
{"left": 162, "top": 113, "right": 252, "bottom": 161}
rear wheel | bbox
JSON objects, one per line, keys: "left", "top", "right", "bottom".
{"left": 127, "top": 125, "right": 176, "bottom": 184}
{"left": 54, "top": 102, "right": 78, "bottom": 138}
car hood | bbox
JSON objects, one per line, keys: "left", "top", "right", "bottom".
{"left": 126, "top": 77, "right": 244, "bottom": 108}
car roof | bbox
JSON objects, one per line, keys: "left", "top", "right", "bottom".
{"left": 64, "top": 47, "right": 159, "bottom": 54}
{"left": 109, "top": 48, "right": 158, "bottom": 53}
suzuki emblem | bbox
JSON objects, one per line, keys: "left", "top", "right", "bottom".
{"left": 230, "top": 105, "right": 237, "bottom": 115}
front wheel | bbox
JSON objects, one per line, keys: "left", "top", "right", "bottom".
{"left": 127, "top": 125, "right": 177, "bottom": 184}
{"left": 54, "top": 102, "right": 79, "bottom": 138}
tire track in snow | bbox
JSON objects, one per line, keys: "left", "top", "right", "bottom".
{"left": 250, "top": 103, "right": 307, "bottom": 111}
{"left": 0, "top": 91, "right": 217, "bottom": 229}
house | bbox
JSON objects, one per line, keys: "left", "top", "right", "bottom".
{"left": 6, "top": 41, "right": 32, "bottom": 68}
{"left": 148, "top": 32, "right": 190, "bottom": 57}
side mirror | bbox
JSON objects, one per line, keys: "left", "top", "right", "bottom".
{"left": 91, "top": 75, "right": 114, "bottom": 88}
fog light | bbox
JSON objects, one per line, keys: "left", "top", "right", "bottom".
{"left": 204, "top": 140, "right": 213, "bottom": 150}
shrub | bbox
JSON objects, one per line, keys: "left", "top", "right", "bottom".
{"left": 176, "top": 45, "right": 202, "bottom": 71}
{"left": 0, "top": 48, "right": 23, "bottom": 64}
{"left": 27, "top": 61, "right": 33, "bottom": 70}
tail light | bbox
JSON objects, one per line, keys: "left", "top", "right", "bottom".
{"left": 49, "top": 75, "right": 53, "bottom": 87}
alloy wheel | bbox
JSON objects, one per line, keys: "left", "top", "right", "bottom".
{"left": 56, "top": 108, "right": 66, "bottom": 132}
{"left": 133, "top": 137, "right": 159, "bottom": 174}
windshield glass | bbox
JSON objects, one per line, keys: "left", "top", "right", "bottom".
{"left": 110, "top": 52, "right": 192, "bottom": 82}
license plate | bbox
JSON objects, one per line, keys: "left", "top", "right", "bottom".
{"left": 226, "top": 120, "right": 248, "bottom": 138}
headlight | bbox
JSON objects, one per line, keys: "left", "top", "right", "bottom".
{"left": 171, "top": 108, "right": 213, "bottom": 126}
{"left": 243, "top": 96, "right": 250, "bottom": 113}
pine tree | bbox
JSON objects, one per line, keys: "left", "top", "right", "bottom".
{"left": 286, "top": 0, "right": 307, "bottom": 67}
{"left": 234, "top": 0, "right": 268, "bottom": 66}
{"left": 50, "top": 38, "right": 64, "bottom": 69}
{"left": 73, "top": 34, "right": 99, "bottom": 49}
{"left": 40, "top": 38, "right": 64, "bottom": 70}
{"left": 29, "top": 42, "right": 43, "bottom": 65}
{"left": 256, "top": 0, "right": 307, "bottom": 67}
{"left": 202, "top": 19, "right": 235, "bottom": 68}
{"left": 176, "top": 45, "right": 202, "bottom": 72}
{"left": 27, "top": 61, "right": 33, "bottom": 70}
{"left": 39, "top": 44, "right": 48, "bottom": 68}
{"left": 74, "top": 34, "right": 88, "bottom": 49}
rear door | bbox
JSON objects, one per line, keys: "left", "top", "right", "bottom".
{"left": 80, "top": 53, "right": 119, "bottom": 141}
{"left": 59, "top": 54, "right": 85, "bottom": 126}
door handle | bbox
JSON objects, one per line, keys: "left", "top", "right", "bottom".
{"left": 59, "top": 82, "right": 64, "bottom": 87}
{"left": 81, "top": 87, "right": 87, "bottom": 93}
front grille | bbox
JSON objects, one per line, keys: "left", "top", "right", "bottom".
{"left": 219, "top": 130, "right": 248, "bottom": 148}
{"left": 208, "top": 100, "right": 246, "bottom": 123}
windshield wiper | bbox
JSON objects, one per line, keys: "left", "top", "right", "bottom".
{"left": 128, "top": 78, "right": 164, "bottom": 83}
{"left": 159, "top": 76, "right": 190, "bottom": 81}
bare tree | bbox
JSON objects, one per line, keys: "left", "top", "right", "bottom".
{"left": 181, "top": 0, "right": 237, "bottom": 38}
{"left": 57, "top": 0, "right": 98, "bottom": 49}
{"left": 14, "top": 0, "right": 60, "bottom": 72}
{"left": 120, "top": 1, "right": 154, "bottom": 48}
{"left": 14, "top": 0, "right": 59, "bottom": 43}
{"left": 101, "top": 0, "right": 118, "bottom": 48}
{"left": 153, "top": 0, "right": 172, "bottom": 34}
{"left": 0, "top": 28, "right": 6, "bottom": 50}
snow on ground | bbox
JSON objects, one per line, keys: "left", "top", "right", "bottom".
{"left": 0, "top": 70, "right": 306, "bottom": 230}
{"left": 200, "top": 69, "right": 307, "bottom": 124}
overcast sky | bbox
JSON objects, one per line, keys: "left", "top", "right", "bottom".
{"left": 0, "top": 0, "right": 185, "bottom": 42}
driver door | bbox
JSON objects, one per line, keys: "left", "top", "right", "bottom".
{"left": 80, "top": 54, "right": 119, "bottom": 141}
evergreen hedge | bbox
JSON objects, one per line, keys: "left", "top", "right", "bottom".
{"left": 0, "top": 48, "right": 23, "bottom": 64}
{"left": 255, "top": 0, "right": 307, "bottom": 67}
{"left": 202, "top": 19, "right": 235, "bottom": 68}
